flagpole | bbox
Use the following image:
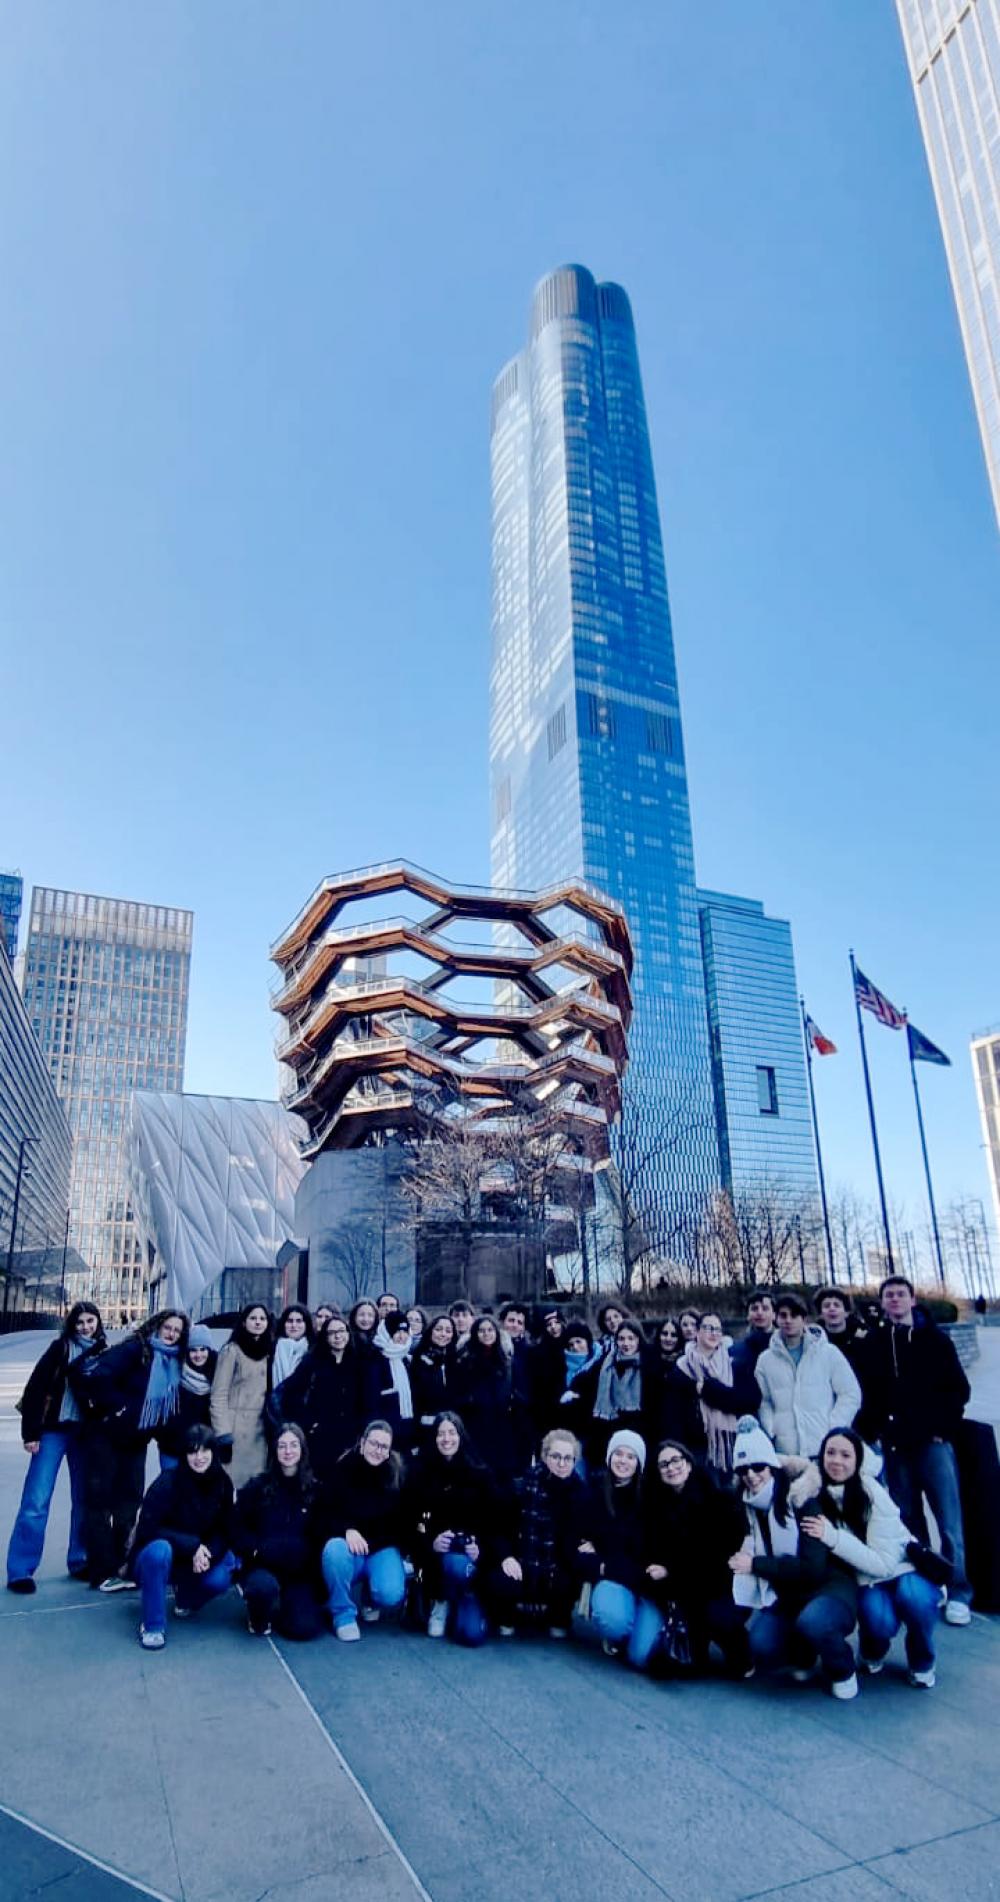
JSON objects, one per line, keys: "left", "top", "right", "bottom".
{"left": 801, "top": 998, "right": 835, "bottom": 1280}
{"left": 908, "top": 1030, "right": 946, "bottom": 1290}
{"left": 850, "top": 950, "right": 895, "bottom": 1273}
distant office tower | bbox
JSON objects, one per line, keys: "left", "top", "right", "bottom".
{"left": 971, "top": 1024, "right": 1000, "bottom": 1236}
{"left": 21, "top": 888, "right": 192, "bottom": 1316}
{"left": 0, "top": 870, "right": 23, "bottom": 960}
{"left": 1, "top": 945, "right": 73, "bottom": 1310}
{"left": 490, "top": 264, "right": 719, "bottom": 1256}
{"left": 896, "top": 0, "right": 1000, "bottom": 527}
{"left": 697, "top": 890, "right": 818, "bottom": 1203}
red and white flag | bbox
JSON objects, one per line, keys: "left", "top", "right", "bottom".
{"left": 804, "top": 1013, "right": 837, "bottom": 1056}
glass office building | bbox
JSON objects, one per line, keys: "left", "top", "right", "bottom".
{"left": 1, "top": 940, "right": 73, "bottom": 1306}
{"left": 21, "top": 887, "right": 192, "bottom": 1316}
{"left": 971, "top": 1025, "right": 1000, "bottom": 1237}
{"left": 697, "top": 890, "right": 818, "bottom": 1201}
{"left": 490, "top": 265, "right": 719, "bottom": 1255}
{"left": 0, "top": 870, "right": 23, "bottom": 960}
{"left": 896, "top": 0, "right": 1000, "bottom": 528}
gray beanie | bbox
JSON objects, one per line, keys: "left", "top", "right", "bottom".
{"left": 606, "top": 1428, "right": 646, "bottom": 1472}
{"left": 187, "top": 1324, "right": 214, "bottom": 1353}
{"left": 732, "top": 1414, "right": 781, "bottom": 1471}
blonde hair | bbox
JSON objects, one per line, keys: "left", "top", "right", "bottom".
{"left": 541, "top": 1427, "right": 580, "bottom": 1461}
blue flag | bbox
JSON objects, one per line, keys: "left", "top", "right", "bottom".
{"left": 907, "top": 1023, "right": 950, "bottom": 1067}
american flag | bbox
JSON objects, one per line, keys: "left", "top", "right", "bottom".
{"left": 854, "top": 966, "right": 905, "bottom": 1030}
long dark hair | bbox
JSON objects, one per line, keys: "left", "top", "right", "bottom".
{"left": 345, "top": 1419, "right": 404, "bottom": 1490}
{"left": 277, "top": 1304, "right": 314, "bottom": 1344}
{"left": 264, "top": 1420, "right": 317, "bottom": 1498}
{"left": 427, "top": 1409, "right": 484, "bottom": 1471}
{"left": 230, "top": 1303, "right": 274, "bottom": 1359}
{"left": 62, "top": 1301, "right": 107, "bottom": 1351}
{"left": 815, "top": 1427, "right": 871, "bottom": 1539}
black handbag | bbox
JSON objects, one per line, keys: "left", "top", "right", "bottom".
{"left": 658, "top": 1600, "right": 693, "bottom": 1670}
{"left": 906, "top": 1541, "right": 953, "bottom": 1588}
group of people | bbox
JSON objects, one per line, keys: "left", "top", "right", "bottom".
{"left": 5, "top": 1276, "right": 975, "bottom": 1697}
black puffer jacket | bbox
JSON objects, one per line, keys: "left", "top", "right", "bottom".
{"left": 69, "top": 1333, "right": 157, "bottom": 1440}
{"left": 273, "top": 1346, "right": 366, "bottom": 1480}
{"left": 857, "top": 1313, "right": 970, "bottom": 1453}
{"left": 132, "top": 1460, "right": 235, "bottom": 1568}
{"left": 316, "top": 1450, "right": 406, "bottom": 1553}
{"left": 234, "top": 1473, "right": 320, "bottom": 1580}
{"left": 644, "top": 1463, "right": 746, "bottom": 1611}
{"left": 17, "top": 1336, "right": 104, "bottom": 1443}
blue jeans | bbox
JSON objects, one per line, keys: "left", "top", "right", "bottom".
{"left": 591, "top": 1580, "right": 639, "bottom": 1644}
{"left": 6, "top": 1429, "right": 87, "bottom": 1582}
{"left": 859, "top": 1572, "right": 938, "bottom": 1674}
{"left": 439, "top": 1551, "right": 489, "bottom": 1646}
{"left": 750, "top": 1594, "right": 856, "bottom": 1683}
{"left": 628, "top": 1593, "right": 750, "bottom": 1673}
{"left": 883, "top": 1440, "right": 971, "bottom": 1605}
{"left": 134, "top": 1539, "right": 237, "bottom": 1635}
{"left": 320, "top": 1538, "right": 406, "bottom": 1630}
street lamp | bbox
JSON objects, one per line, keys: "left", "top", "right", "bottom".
{"left": 4, "top": 1134, "right": 39, "bottom": 1316}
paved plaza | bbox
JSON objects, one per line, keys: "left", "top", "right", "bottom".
{"left": 2, "top": 1330, "right": 999, "bottom": 1902}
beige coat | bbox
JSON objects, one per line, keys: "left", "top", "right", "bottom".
{"left": 210, "top": 1342, "right": 268, "bottom": 1491}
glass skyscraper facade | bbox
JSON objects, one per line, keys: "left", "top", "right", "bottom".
{"left": 897, "top": 0, "right": 1000, "bottom": 527}
{"left": 0, "top": 870, "right": 23, "bottom": 960}
{"left": 1, "top": 943, "right": 73, "bottom": 1306}
{"left": 697, "top": 890, "right": 818, "bottom": 1201}
{"left": 21, "top": 887, "right": 192, "bottom": 1315}
{"left": 971, "top": 1025, "right": 1000, "bottom": 1238}
{"left": 490, "top": 265, "right": 719, "bottom": 1255}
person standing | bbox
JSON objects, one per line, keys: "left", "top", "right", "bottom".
{"left": 272, "top": 1313, "right": 365, "bottom": 1482}
{"left": 675, "top": 1313, "right": 750, "bottom": 1476}
{"left": 813, "top": 1289, "right": 868, "bottom": 1378}
{"left": 6, "top": 1302, "right": 106, "bottom": 1593}
{"left": 271, "top": 1306, "right": 314, "bottom": 1389}
{"left": 455, "top": 1316, "right": 516, "bottom": 1480}
{"left": 156, "top": 1325, "right": 217, "bottom": 1472}
{"left": 858, "top": 1275, "right": 973, "bottom": 1625}
{"left": 730, "top": 1292, "right": 776, "bottom": 1380}
{"left": 754, "top": 1296, "right": 861, "bottom": 1458}
{"left": 73, "top": 1310, "right": 189, "bottom": 1591}
{"left": 210, "top": 1304, "right": 274, "bottom": 1491}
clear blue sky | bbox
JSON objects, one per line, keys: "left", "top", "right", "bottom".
{"left": 3, "top": 3, "right": 998, "bottom": 1260}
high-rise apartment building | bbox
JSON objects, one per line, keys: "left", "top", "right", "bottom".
{"left": 971, "top": 1024, "right": 1000, "bottom": 1236}
{"left": 896, "top": 0, "right": 1000, "bottom": 528}
{"left": 490, "top": 265, "right": 719, "bottom": 1255}
{"left": 1, "top": 944, "right": 73, "bottom": 1309}
{"left": 697, "top": 890, "right": 818, "bottom": 1202}
{"left": 21, "top": 887, "right": 192, "bottom": 1315}
{"left": 0, "top": 870, "right": 23, "bottom": 960}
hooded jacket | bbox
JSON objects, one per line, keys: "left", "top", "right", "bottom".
{"left": 755, "top": 1325, "right": 861, "bottom": 1456}
{"left": 857, "top": 1312, "right": 970, "bottom": 1453}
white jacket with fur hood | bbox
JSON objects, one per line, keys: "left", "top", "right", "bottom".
{"left": 755, "top": 1325, "right": 861, "bottom": 1456}
{"left": 804, "top": 1467, "right": 916, "bottom": 1585}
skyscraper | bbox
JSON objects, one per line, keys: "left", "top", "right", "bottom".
{"left": 896, "top": 0, "right": 1000, "bottom": 528}
{"left": 0, "top": 870, "right": 23, "bottom": 960}
{"left": 1, "top": 943, "right": 73, "bottom": 1309}
{"left": 697, "top": 889, "right": 818, "bottom": 1202}
{"left": 490, "top": 265, "right": 719, "bottom": 1255}
{"left": 21, "top": 887, "right": 192, "bottom": 1314}
{"left": 971, "top": 1023, "right": 1000, "bottom": 1238}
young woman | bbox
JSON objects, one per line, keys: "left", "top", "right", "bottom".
{"left": 799, "top": 1427, "right": 939, "bottom": 1689}
{"left": 584, "top": 1431, "right": 649, "bottom": 1656}
{"left": 636, "top": 1440, "right": 750, "bottom": 1674}
{"left": 6, "top": 1302, "right": 106, "bottom": 1592}
{"left": 312, "top": 1304, "right": 335, "bottom": 1334}
{"left": 405, "top": 1307, "right": 428, "bottom": 1353}
{"left": 318, "top": 1421, "right": 407, "bottom": 1641}
{"left": 271, "top": 1306, "right": 314, "bottom": 1389}
{"left": 367, "top": 1313, "right": 415, "bottom": 1449}
{"left": 74, "top": 1309, "right": 189, "bottom": 1591}
{"left": 410, "top": 1313, "right": 458, "bottom": 1433}
{"left": 455, "top": 1316, "right": 515, "bottom": 1479}
{"left": 488, "top": 1428, "right": 594, "bottom": 1638}
{"left": 130, "top": 1425, "right": 236, "bottom": 1650}
{"left": 272, "top": 1313, "right": 365, "bottom": 1481}
{"left": 678, "top": 1310, "right": 700, "bottom": 1344}
{"left": 348, "top": 1300, "right": 379, "bottom": 1351}
{"left": 210, "top": 1303, "right": 273, "bottom": 1491}
{"left": 645, "top": 1323, "right": 706, "bottom": 1455}
{"left": 595, "top": 1304, "right": 627, "bottom": 1358}
{"left": 377, "top": 1292, "right": 401, "bottom": 1320}
{"left": 234, "top": 1423, "right": 324, "bottom": 1640}
{"left": 676, "top": 1313, "right": 744, "bottom": 1477}
{"left": 729, "top": 1415, "right": 859, "bottom": 1699}
{"left": 654, "top": 1318, "right": 681, "bottom": 1366}
{"left": 582, "top": 1320, "right": 647, "bottom": 1464}
{"left": 156, "top": 1325, "right": 217, "bottom": 1471}
{"left": 406, "top": 1411, "right": 497, "bottom": 1643}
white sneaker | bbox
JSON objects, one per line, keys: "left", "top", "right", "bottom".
{"left": 831, "top": 1673, "right": 859, "bottom": 1700}
{"left": 427, "top": 1600, "right": 448, "bottom": 1639}
{"left": 172, "top": 1604, "right": 192, "bottom": 1620}
{"left": 498, "top": 1624, "right": 516, "bottom": 1639}
{"left": 139, "top": 1626, "right": 165, "bottom": 1650}
{"left": 335, "top": 1621, "right": 361, "bottom": 1642}
{"left": 861, "top": 1657, "right": 884, "bottom": 1675}
{"left": 909, "top": 1667, "right": 936, "bottom": 1688}
{"left": 944, "top": 1600, "right": 972, "bottom": 1626}
{"left": 548, "top": 1625, "right": 569, "bottom": 1640}
{"left": 99, "top": 1576, "right": 137, "bottom": 1594}
{"left": 360, "top": 1605, "right": 381, "bottom": 1624}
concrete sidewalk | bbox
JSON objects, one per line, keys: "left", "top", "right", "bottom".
{"left": 2, "top": 1330, "right": 999, "bottom": 1902}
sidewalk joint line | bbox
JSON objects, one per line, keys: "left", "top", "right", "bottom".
{"left": 0, "top": 1799, "right": 179, "bottom": 1901}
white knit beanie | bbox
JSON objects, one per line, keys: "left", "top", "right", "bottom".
{"left": 732, "top": 1414, "right": 781, "bottom": 1471}
{"left": 606, "top": 1428, "right": 646, "bottom": 1472}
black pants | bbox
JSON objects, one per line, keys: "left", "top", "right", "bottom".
{"left": 83, "top": 1430, "right": 147, "bottom": 1583}
{"left": 686, "top": 1594, "right": 751, "bottom": 1673}
{"left": 484, "top": 1562, "right": 578, "bottom": 1630}
{"left": 242, "top": 1568, "right": 324, "bottom": 1641}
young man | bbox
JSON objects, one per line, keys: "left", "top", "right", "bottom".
{"left": 858, "top": 1276, "right": 972, "bottom": 1625}
{"left": 754, "top": 1295, "right": 861, "bottom": 1458}
{"left": 730, "top": 1291, "right": 776, "bottom": 1379}
{"left": 814, "top": 1288, "right": 868, "bottom": 1376}
{"left": 448, "top": 1301, "right": 476, "bottom": 1355}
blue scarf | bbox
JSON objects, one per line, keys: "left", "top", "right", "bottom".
{"left": 59, "top": 1335, "right": 97, "bottom": 1424}
{"left": 139, "top": 1336, "right": 182, "bottom": 1430}
{"left": 564, "top": 1344, "right": 600, "bottom": 1386}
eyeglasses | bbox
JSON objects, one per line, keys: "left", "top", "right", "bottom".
{"left": 700, "top": 1323, "right": 722, "bottom": 1334}
{"left": 366, "top": 1439, "right": 393, "bottom": 1455}
{"left": 658, "top": 1456, "right": 687, "bottom": 1472}
{"left": 546, "top": 1451, "right": 575, "bottom": 1465}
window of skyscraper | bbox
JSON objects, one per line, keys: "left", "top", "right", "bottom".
{"left": 756, "top": 1065, "right": 779, "bottom": 1116}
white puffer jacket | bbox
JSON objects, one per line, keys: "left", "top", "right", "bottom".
{"left": 809, "top": 1472, "right": 915, "bottom": 1585}
{"left": 755, "top": 1326, "right": 861, "bottom": 1456}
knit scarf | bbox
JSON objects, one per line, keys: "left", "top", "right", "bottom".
{"left": 180, "top": 1359, "right": 212, "bottom": 1399}
{"left": 139, "top": 1337, "right": 182, "bottom": 1430}
{"left": 374, "top": 1322, "right": 413, "bottom": 1420}
{"left": 272, "top": 1335, "right": 309, "bottom": 1388}
{"left": 733, "top": 1480, "right": 799, "bottom": 1609}
{"left": 59, "top": 1335, "right": 96, "bottom": 1424}
{"left": 519, "top": 1466, "right": 560, "bottom": 1603}
{"left": 678, "top": 1338, "right": 737, "bottom": 1471}
{"left": 564, "top": 1344, "right": 601, "bottom": 1388}
{"left": 594, "top": 1350, "right": 642, "bottom": 1421}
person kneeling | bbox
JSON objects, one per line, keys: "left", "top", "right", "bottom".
{"left": 585, "top": 1431, "right": 649, "bottom": 1659}
{"left": 406, "top": 1411, "right": 496, "bottom": 1644}
{"left": 131, "top": 1426, "right": 237, "bottom": 1650}
{"left": 318, "top": 1421, "right": 407, "bottom": 1641}
{"left": 234, "top": 1423, "right": 324, "bottom": 1640}
{"left": 486, "top": 1428, "right": 593, "bottom": 1638}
